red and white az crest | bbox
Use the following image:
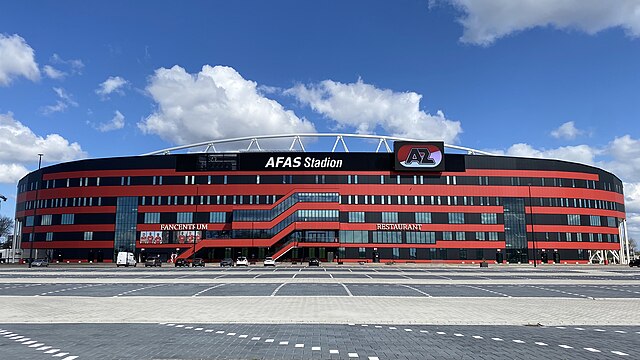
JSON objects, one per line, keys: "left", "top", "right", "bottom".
{"left": 394, "top": 142, "right": 445, "bottom": 171}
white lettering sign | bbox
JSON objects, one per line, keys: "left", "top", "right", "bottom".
{"left": 159, "top": 224, "right": 209, "bottom": 231}
{"left": 265, "top": 156, "right": 343, "bottom": 169}
{"left": 376, "top": 224, "right": 423, "bottom": 231}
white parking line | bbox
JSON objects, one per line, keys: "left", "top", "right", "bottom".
{"left": 558, "top": 345, "right": 573, "bottom": 349}
{"left": 348, "top": 353, "right": 359, "bottom": 358}
{"left": 271, "top": 283, "right": 287, "bottom": 296}
{"left": 400, "top": 284, "right": 431, "bottom": 297}
{"left": 192, "top": 283, "right": 226, "bottom": 297}
{"left": 340, "top": 283, "right": 353, "bottom": 296}
{"left": 584, "top": 347, "right": 601, "bottom": 353}
{"left": 464, "top": 285, "right": 510, "bottom": 297}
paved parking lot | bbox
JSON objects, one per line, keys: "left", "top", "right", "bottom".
{"left": 0, "top": 264, "right": 639, "bottom": 359}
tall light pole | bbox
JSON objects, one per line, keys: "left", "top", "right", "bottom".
{"left": 528, "top": 184, "right": 537, "bottom": 268}
{"left": 28, "top": 153, "right": 43, "bottom": 268}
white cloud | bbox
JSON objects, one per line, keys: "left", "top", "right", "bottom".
{"left": 286, "top": 78, "right": 462, "bottom": 143}
{"left": 95, "top": 76, "right": 128, "bottom": 99}
{"left": 43, "top": 65, "right": 66, "bottom": 80}
{"left": 0, "top": 34, "right": 40, "bottom": 86}
{"left": 551, "top": 121, "right": 583, "bottom": 140}
{"left": 42, "top": 87, "right": 78, "bottom": 115}
{"left": 493, "top": 134, "right": 640, "bottom": 240}
{"left": 0, "top": 112, "right": 86, "bottom": 183}
{"left": 445, "top": 0, "right": 640, "bottom": 46}
{"left": 97, "top": 110, "right": 125, "bottom": 132}
{"left": 50, "top": 53, "right": 84, "bottom": 74}
{"left": 138, "top": 65, "right": 316, "bottom": 145}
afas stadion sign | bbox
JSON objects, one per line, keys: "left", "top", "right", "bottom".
{"left": 394, "top": 141, "right": 445, "bottom": 172}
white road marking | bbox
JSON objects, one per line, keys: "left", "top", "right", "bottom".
{"left": 491, "top": 338, "right": 503, "bottom": 341}
{"left": 239, "top": 335, "right": 248, "bottom": 338}
{"left": 192, "top": 284, "right": 226, "bottom": 297}
{"left": 614, "top": 330, "right": 627, "bottom": 334}
{"left": 400, "top": 284, "right": 431, "bottom": 297}
{"left": 558, "top": 345, "right": 573, "bottom": 349}
{"left": 389, "top": 327, "right": 397, "bottom": 330}
{"left": 404, "top": 329, "right": 413, "bottom": 332}
{"left": 36, "top": 345, "right": 52, "bottom": 350}
{"left": 464, "top": 285, "right": 510, "bottom": 297}
{"left": 312, "top": 346, "right": 321, "bottom": 351}
{"left": 62, "top": 356, "right": 79, "bottom": 360}
{"left": 454, "top": 333, "right": 464, "bottom": 337}
{"left": 295, "top": 343, "right": 304, "bottom": 348}
{"left": 271, "top": 283, "right": 287, "bottom": 296}
{"left": 205, "top": 329, "right": 214, "bottom": 332}
{"left": 584, "top": 348, "right": 601, "bottom": 352}
{"left": 348, "top": 353, "right": 359, "bottom": 358}
{"left": 340, "top": 283, "right": 353, "bottom": 296}
{"left": 23, "top": 340, "right": 37, "bottom": 345}
{"left": 226, "top": 332, "right": 236, "bottom": 336}
{"left": 251, "top": 337, "right": 261, "bottom": 341}
{"left": 535, "top": 342, "right": 548, "bottom": 346}
{"left": 28, "top": 343, "right": 45, "bottom": 347}
{"left": 113, "top": 283, "right": 165, "bottom": 297}
{"left": 436, "top": 331, "right": 446, "bottom": 335}
{"left": 265, "top": 339, "right": 274, "bottom": 343}
{"left": 330, "top": 349, "right": 339, "bottom": 354}
{"left": 52, "top": 352, "right": 69, "bottom": 357}
{"left": 44, "top": 349, "right": 61, "bottom": 354}
{"left": 279, "top": 341, "right": 289, "bottom": 345}
{"left": 594, "top": 329, "right": 606, "bottom": 332}
{"left": 612, "top": 350, "right": 629, "bottom": 356}
{"left": 216, "top": 331, "right": 224, "bottom": 334}
{"left": 369, "top": 357, "right": 380, "bottom": 360}
{"left": 512, "top": 340, "right": 525, "bottom": 343}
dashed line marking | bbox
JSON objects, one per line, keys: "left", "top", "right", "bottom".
{"left": 584, "top": 347, "right": 601, "bottom": 353}
{"left": 295, "top": 343, "right": 304, "bottom": 348}
{"left": 512, "top": 340, "right": 525, "bottom": 343}
{"left": 348, "top": 352, "right": 359, "bottom": 358}
{"left": 279, "top": 341, "right": 289, "bottom": 345}
{"left": 312, "top": 346, "right": 321, "bottom": 351}
{"left": 330, "top": 349, "right": 339, "bottom": 354}
{"left": 491, "top": 338, "right": 503, "bottom": 341}
{"left": 113, "top": 283, "right": 165, "bottom": 297}
{"left": 464, "top": 285, "right": 510, "bottom": 297}
{"left": 558, "top": 345, "right": 573, "bottom": 349}
{"left": 535, "top": 342, "right": 548, "bottom": 346}
{"left": 612, "top": 350, "right": 629, "bottom": 356}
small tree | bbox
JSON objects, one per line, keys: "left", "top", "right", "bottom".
{"left": 0, "top": 215, "right": 13, "bottom": 249}
{"left": 0, "top": 215, "right": 12, "bottom": 237}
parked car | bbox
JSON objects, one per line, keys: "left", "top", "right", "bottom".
{"left": 629, "top": 258, "right": 640, "bottom": 267}
{"left": 263, "top": 257, "right": 276, "bottom": 267}
{"left": 192, "top": 258, "right": 205, "bottom": 267}
{"left": 236, "top": 256, "right": 249, "bottom": 266}
{"left": 174, "top": 258, "right": 189, "bottom": 267}
{"left": 308, "top": 257, "right": 320, "bottom": 267}
{"left": 31, "top": 258, "right": 48, "bottom": 267}
{"left": 220, "top": 258, "right": 234, "bottom": 267}
{"left": 145, "top": 257, "right": 162, "bottom": 267}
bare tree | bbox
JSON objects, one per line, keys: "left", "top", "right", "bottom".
{"left": 0, "top": 215, "right": 12, "bottom": 238}
{"left": 629, "top": 237, "right": 638, "bottom": 256}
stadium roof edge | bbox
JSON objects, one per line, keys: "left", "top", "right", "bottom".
{"left": 142, "top": 133, "right": 495, "bottom": 156}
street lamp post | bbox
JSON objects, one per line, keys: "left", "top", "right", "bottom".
{"left": 528, "top": 184, "right": 537, "bottom": 268}
{"left": 28, "top": 154, "right": 43, "bottom": 268}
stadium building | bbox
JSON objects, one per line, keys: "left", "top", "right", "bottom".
{"left": 14, "top": 134, "right": 631, "bottom": 264}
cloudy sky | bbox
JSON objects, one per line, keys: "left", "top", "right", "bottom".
{"left": 1, "top": 0, "right": 640, "bottom": 238}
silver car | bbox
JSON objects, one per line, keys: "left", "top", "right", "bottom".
{"left": 31, "top": 259, "right": 49, "bottom": 267}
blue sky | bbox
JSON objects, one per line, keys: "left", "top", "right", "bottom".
{"left": 1, "top": 0, "right": 640, "bottom": 237}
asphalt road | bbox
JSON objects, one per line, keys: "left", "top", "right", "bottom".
{"left": 0, "top": 264, "right": 639, "bottom": 359}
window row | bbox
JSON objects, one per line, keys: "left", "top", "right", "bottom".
{"left": 19, "top": 174, "right": 623, "bottom": 194}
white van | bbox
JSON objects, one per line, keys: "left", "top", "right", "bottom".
{"left": 116, "top": 252, "right": 137, "bottom": 267}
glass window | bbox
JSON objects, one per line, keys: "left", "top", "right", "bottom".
{"left": 359, "top": 247, "right": 366, "bottom": 258}
{"left": 392, "top": 248, "right": 400, "bottom": 259}
{"left": 415, "top": 212, "right": 432, "bottom": 224}
{"left": 381, "top": 212, "right": 398, "bottom": 223}
{"left": 567, "top": 214, "right": 580, "bottom": 226}
{"left": 210, "top": 212, "right": 226, "bottom": 223}
{"left": 475, "top": 232, "right": 486, "bottom": 241}
{"left": 481, "top": 213, "right": 497, "bottom": 224}
{"left": 443, "top": 231, "right": 453, "bottom": 241}
{"left": 348, "top": 212, "right": 365, "bottom": 223}
{"left": 41, "top": 214, "right": 52, "bottom": 226}
{"left": 409, "top": 248, "right": 417, "bottom": 259}
{"left": 84, "top": 231, "right": 93, "bottom": 241}
{"left": 448, "top": 212, "right": 464, "bottom": 224}
{"left": 177, "top": 212, "right": 193, "bottom": 223}
{"left": 45, "top": 232, "right": 53, "bottom": 241}
{"left": 144, "top": 212, "right": 160, "bottom": 224}
{"left": 61, "top": 213, "right": 74, "bottom": 225}
{"left": 589, "top": 215, "right": 601, "bottom": 226}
